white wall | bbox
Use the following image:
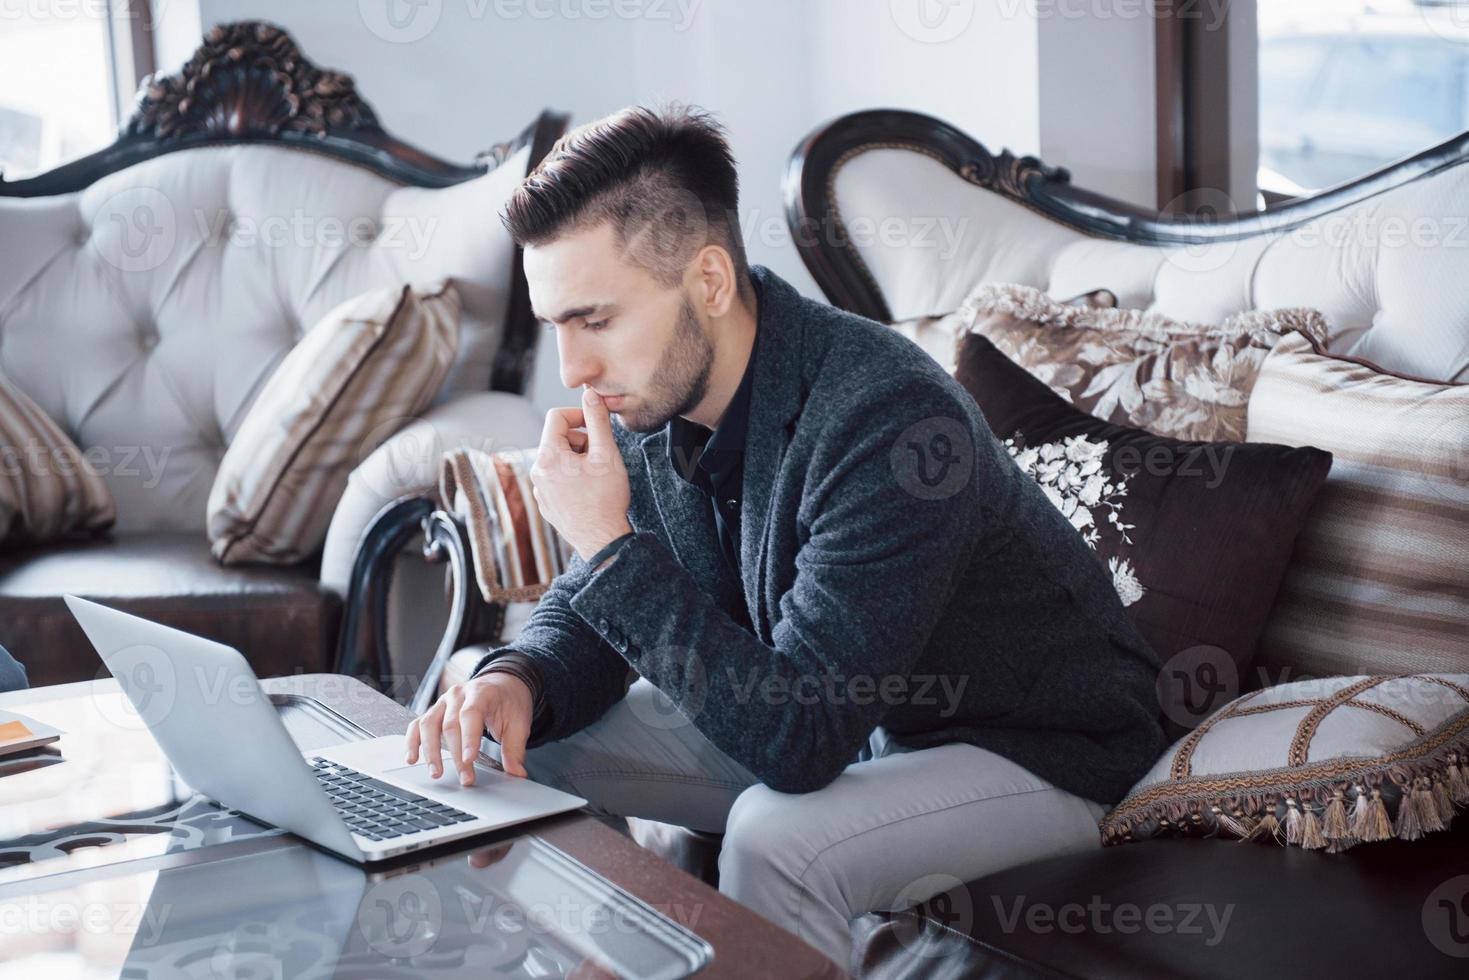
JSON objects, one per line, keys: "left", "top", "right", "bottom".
{"left": 1037, "top": 0, "right": 1157, "bottom": 207}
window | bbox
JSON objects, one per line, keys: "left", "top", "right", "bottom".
{"left": 0, "top": 1, "right": 153, "bottom": 181}
{"left": 1258, "top": 0, "right": 1469, "bottom": 199}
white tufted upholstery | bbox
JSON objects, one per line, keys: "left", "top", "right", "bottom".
{"left": 0, "top": 143, "right": 531, "bottom": 535}
{"left": 832, "top": 149, "right": 1469, "bottom": 383}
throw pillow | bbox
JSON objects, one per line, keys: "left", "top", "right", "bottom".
{"left": 208, "top": 281, "right": 460, "bottom": 565}
{"left": 962, "top": 282, "right": 1328, "bottom": 442}
{"left": 955, "top": 333, "right": 1333, "bottom": 732}
{"left": 1100, "top": 674, "right": 1469, "bottom": 852}
{"left": 888, "top": 287, "right": 1118, "bottom": 377}
{"left": 437, "top": 445, "right": 574, "bottom": 605}
{"left": 1247, "top": 331, "right": 1469, "bottom": 679}
{"left": 0, "top": 373, "right": 115, "bottom": 544}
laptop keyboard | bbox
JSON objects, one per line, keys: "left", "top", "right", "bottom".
{"left": 309, "top": 757, "right": 477, "bottom": 842}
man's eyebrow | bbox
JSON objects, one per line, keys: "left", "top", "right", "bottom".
{"left": 533, "top": 303, "right": 618, "bottom": 325}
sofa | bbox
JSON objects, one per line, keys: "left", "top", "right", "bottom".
{"left": 0, "top": 22, "right": 566, "bottom": 688}
{"left": 786, "top": 110, "right": 1469, "bottom": 978}
{"left": 375, "top": 108, "right": 1469, "bottom": 976}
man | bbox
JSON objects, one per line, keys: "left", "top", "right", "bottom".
{"left": 407, "top": 105, "right": 1166, "bottom": 966}
{"left": 0, "top": 644, "right": 24, "bottom": 692}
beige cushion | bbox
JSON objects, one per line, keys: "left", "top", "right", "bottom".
{"left": 1247, "top": 332, "right": 1469, "bottom": 678}
{"left": 1102, "top": 674, "right": 1469, "bottom": 853}
{"left": 0, "top": 374, "right": 115, "bottom": 544}
{"left": 207, "top": 281, "right": 460, "bottom": 565}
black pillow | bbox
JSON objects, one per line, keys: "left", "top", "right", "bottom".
{"left": 955, "top": 333, "right": 1333, "bottom": 734}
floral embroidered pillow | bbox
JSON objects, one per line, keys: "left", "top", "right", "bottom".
{"left": 955, "top": 333, "right": 1333, "bottom": 735}
{"left": 960, "top": 283, "right": 1328, "bottom": 442}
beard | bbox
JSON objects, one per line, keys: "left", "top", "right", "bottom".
{"left": 616, "top": 295, "right": 715, "bottom": 433}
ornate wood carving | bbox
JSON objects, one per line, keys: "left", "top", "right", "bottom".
{"left": 958, "top": 148, "right": 1071, "bottom": 199}
{"left": 126, "top": 22, "right": 380, "bottom": 140}
{"left": 0, "top": 20, "right": 568, "bottom": 199}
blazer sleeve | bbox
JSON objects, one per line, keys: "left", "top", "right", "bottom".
{"left": 470, "top": 549, "right": 636, "bottom": 746}
{"left": 562, "top": 376, "right": 986, "bottom": 793}
{"left": 0, "top": 644, "right": 28, "bottom": 693}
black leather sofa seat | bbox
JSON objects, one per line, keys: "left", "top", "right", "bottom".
{"left": 852, "top": 813, "right": 1469, "bottom": 979}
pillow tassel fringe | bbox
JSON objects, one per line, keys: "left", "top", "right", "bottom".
{"left": 1321, "top": 786, "right": 1350, "bottom": 840}
{"left": 1104, "top": 733, "right": 1469, "bottom": 852}
{"left": 1242, "top": 795, "right": 1281, "bottom": 843}
{"left": 1411, "top": 775, "right": 1446, "bottom": 834}
{"left": 1446, "top": 752, "right": 1469, "bottom": 803}
{"left": 1349, "top": 785, "right": 1394, "bottom": 844}
{"left": 1431, "top": 775, "right": 1456, "bottom": 824}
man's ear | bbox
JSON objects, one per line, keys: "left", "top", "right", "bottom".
{"left": 691, "top": 244, "right": 739, "bottom": 319}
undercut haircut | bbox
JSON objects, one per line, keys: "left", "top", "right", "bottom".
{"left": 502, "top": 104, "right": 755, "bottom": 309}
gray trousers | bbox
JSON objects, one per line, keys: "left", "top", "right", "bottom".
{"left": 488, "top": 678, "right": 1108, "bottom": 968}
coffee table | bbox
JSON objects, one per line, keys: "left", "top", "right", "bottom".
{"left": 0, "top": 674, "right": 844, "bottom": 978}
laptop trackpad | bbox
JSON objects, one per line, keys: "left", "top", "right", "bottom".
{"left": 377, "top": 762, "right": 583, "bottom": 819}
{"left": 380, "top": 761, "right": 511, "bottom": 798}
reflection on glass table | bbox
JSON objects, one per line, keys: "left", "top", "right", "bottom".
{"left": 0, "top": 687, "right": 371, "bottom": 887}
{"left": 3, "top": 834, "right": 713, "bottom": 979}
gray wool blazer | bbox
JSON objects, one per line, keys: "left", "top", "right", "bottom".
{"left": 476, "top": 266, "right": 1167, "bottom": 804}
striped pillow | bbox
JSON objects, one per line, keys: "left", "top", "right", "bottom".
{"left": 0, "top": 374, "right": 115, "bottom": 544}
{"left": 1247, "top": 331, "right": 1469, "bottom": 679}
{"left": 207, "top": 281, "right": 460, "bottom": 565}
{"left": 438, "top": 446, "right": 573, "bottom": 603}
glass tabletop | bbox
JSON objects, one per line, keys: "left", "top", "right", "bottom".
{"left": 0, "top": 833, "right": 713, "bottom": 978}
{"left": 0, "top": 681, "right": 713, "bottom": 978}
{"left": 0, "top": 684, "right": 360, "bottom": 887}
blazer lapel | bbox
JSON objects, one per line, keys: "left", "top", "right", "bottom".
{"left": 736, "top": 269, "right": 806, "bottom": 641}
{"left": 640, "top": 427, "right": 734, "bottom": 603}
{"left": 632, "top": 267, "right": 807, "bottom": 640}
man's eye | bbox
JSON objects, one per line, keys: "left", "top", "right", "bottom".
{"left": 585, "top": 319, "right": 610, "bottom": 332}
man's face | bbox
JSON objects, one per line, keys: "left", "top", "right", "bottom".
{"left": 524, "top": 221, "right": 714, "bottom": 433}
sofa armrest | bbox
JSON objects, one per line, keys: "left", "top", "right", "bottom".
{"left": 320, "top": 390, "right": 544, "bottom": 595}
{"left": 324, "top": 391, "right": 543, "bottom": 698}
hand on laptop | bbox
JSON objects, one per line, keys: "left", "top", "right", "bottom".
{"left": 405, "top": 673, "right": 532, "bottom": 786}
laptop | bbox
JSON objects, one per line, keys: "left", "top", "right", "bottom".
{"left": 65, "top": 595, "right": 587, "bottom": 864}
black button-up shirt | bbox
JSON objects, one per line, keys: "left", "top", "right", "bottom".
{"left": 666, "top": 310, "right": 761, "bottom": 580}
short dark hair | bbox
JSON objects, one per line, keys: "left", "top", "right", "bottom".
{"left": 502, "top": 104, "right": 754, "bottom": 307}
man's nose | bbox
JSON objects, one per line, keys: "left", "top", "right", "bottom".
{"left": 557, "top": 335, "right": 600, "bottom": 391}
